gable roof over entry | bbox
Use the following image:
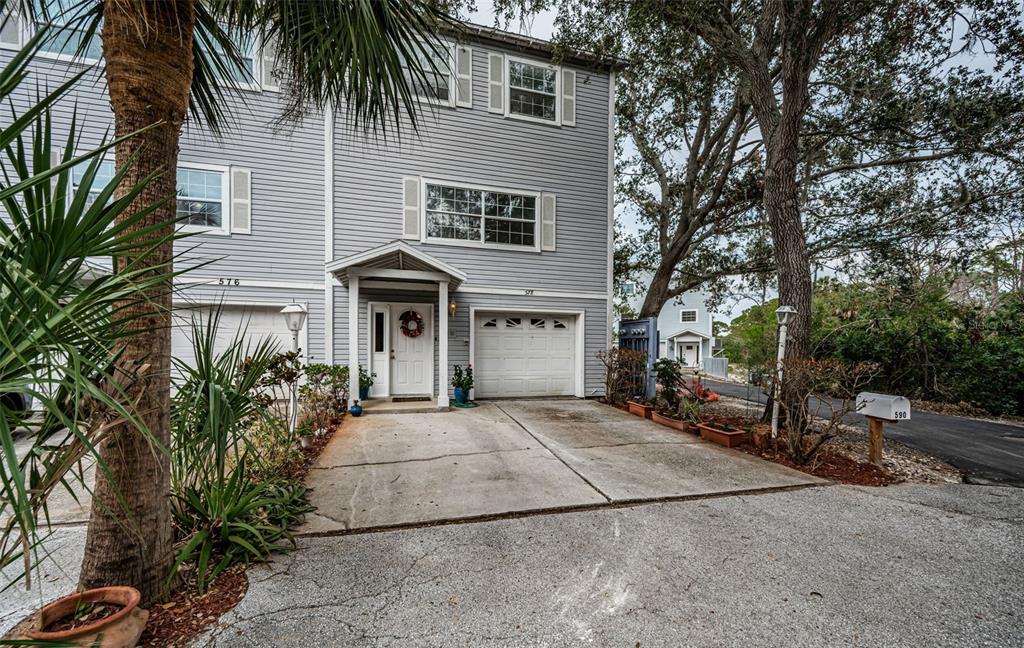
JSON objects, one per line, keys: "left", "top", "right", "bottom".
{"left": 326, "top": 240, "right": 468, "bottom": 289}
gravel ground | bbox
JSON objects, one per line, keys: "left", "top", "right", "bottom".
{"left": 705, "top": 396, "right": 963, "bottom": 484}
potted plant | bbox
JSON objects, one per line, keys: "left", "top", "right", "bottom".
{"left": 349, "top": 400, "right": 363, "bottom": 417}
{"left": 628, "top": 398, "right": 653, "bottom": 418}
{"left": 23, "top": 586, "right": 148, "bottom": 647}
{"left": 651, "top": 358, "right": 688, "bottom": 430}
{"left": 358, "top": 365, "right": 376, "bottom": 401}
{"left": 451, "top": 364, "right": 473, "bottom": 405}
{"left": 298, "top": 422, "right": 315, "bottom": 449}
{"left": 697, "top": 418, "right": 751, "bottom": 447}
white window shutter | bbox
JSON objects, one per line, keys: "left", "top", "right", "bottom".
{"left": 540, "top": 192, "right": 556, "bottom": 251}
{"left": 455, "top": 45, "right": 473, "bottom": 108}
{"left": 487, "top": 53, "right": 504, "bottom": 114}
{"left": 403, "top": 176, "right": 421, "bottom": 240}
{"left": 260, "top": 37, "right": 280, "bottom": 91}
{"left": 561, "top": 69, "right": 576, "bottom": 127}
{"left": 230, "top": 168, "right": 251, "bottom": 234}
{"left": 0, "top": 10, "right": 23, "bottom": 48}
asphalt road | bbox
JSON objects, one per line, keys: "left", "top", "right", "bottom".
{"left": 706, "top": 378, "right": 1024, "bottom": 487}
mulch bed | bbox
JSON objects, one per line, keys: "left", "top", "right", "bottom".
{"left": 740, "top": 444, "right": 898, "bottom": 486}
{"left": 138, "top": 421, "right": 341, "bottom": 646}
{"left": 138, "top": 566, "right": 248, "bottom": 648}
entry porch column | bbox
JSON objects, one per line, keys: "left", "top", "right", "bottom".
{"left": 437, "top": 280, "right": 449, "bottom": 408}
{"left": 348, "top": 272, "right": 360, "bottom": 406}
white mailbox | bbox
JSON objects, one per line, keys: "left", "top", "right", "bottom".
{"left": 856, "top": 392, "right": 911, "bottom": 422}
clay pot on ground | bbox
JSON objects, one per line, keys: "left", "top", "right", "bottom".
{"left": 697, "top": 423, "right": 750, "bottom": 448}
{"left": 628, "top": 401, "right": 653, "bottom": 419}
{"left": 25, "top": 586, "right": 148, "bottom": 648}
{"left": 650, "top": 411, "right": 690, "bottom": 433}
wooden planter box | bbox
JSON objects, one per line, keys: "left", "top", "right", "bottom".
{"left": 651, "top": 411, "right": 691, "bottom": 432}
{"left": 628, "top": 401, "right": 653, "bottom": 419}
{"left": 697, "top": 423, "right": 750, "bottom": 448}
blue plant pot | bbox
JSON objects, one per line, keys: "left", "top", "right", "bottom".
{"left": 453, "top": 387, "right": 467, "bottom": 404}
{"left": 350, "top": 403, "right": 363, "bottom": 417}
{"left": 359, "top": 386, "right": 369, "bottom": 401}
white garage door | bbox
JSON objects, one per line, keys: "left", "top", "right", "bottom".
{"left": 171, "top": 305, "right": 295, "bottom": 376}
{"left": 474, "top": 312, "right": 577, "bottom": 397}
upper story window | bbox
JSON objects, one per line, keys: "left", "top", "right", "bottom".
{"left": 508, "top": 59, "right": 557, "bottom": 122}
{"left": 622, "top": 281, "right": 636, "bottom": 296}
{"left": 680, "top": 309, "right": 698, "bottom": 324}
{"left": 177, "top": 166, "right": 229, "bottom": 235}
{"left": 424, "top": 181, "right": 538, "bottom": 250}
{"left": 36, "top": 0, "right": 102, "bottom": 61}
{"left": 401, "top": 43, "right": 454, "bottom": 106}
{"left": 489, "top": 53, "right": 575, "bottom": 127}
{"left": 201, "top": 30, "right": 258, "bottom": 87}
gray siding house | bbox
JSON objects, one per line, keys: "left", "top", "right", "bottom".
{"left": 621, "top": 280, "right": 715, "bottom": 369}
{"left": 1, "top": 17, "right": 615, "bottom": 407}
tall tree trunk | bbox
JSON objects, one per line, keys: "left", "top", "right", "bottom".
{"left": 78, "top": 0, "right": 194, "bottom": 604}
{"left": 640, "top": 258, "right": 675, "bottom": 318}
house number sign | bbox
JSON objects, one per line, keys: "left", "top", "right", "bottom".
{"left": 217, "top": 278, "right": 241, "bottom": 286}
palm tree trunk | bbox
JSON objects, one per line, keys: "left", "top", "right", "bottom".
{"left": 78, "top": 0, "right": 195, "bottom": 604}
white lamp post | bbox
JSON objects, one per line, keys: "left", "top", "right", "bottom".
{"left": 771, "top": 305, "right": 796, "bottom": 439}
{"left": 280, "top": 303, "right": 307, "bottom": 434}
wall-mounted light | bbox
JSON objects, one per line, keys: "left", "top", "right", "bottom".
{"left": 448, "top": 300, "right": 457, "bottom": 319}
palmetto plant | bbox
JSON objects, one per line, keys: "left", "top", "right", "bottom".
{"left": 4, "top": 0, "right": 453, "bottom": 602}
{"left": 0, "top": 22, "right": 179, "bottom": 591}
{"left": 169, "top": 309, "right": 311, "bottom": 593}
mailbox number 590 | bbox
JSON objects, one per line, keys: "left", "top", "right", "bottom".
{"left": 893, "top": 410, "right": 907, "bottom": 420}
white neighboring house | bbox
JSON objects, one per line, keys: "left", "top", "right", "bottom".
{"left": 621, "top": 280, "right": 715, "bottom": 369}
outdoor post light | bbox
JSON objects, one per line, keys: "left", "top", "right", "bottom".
{"left": 280, "top": 303, "right": 307, "bottom": 435}
{"left": 771, "top": 305, "right": 797, "bottom": 439}
{"left": 448, "top": 299, "right": 457, "bottom": 319}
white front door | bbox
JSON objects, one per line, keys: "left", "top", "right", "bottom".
{"left": 389, "top": 303, "right": 433, "bottom": 395}
{"left": 677, "top": 341, "right": 699, "bottom": 367}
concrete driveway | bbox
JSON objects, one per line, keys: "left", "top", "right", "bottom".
{"left": 300, "top": 399, "right": 820, "bottom": 534}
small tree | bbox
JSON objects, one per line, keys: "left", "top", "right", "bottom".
{"left": 765, "top": 359, "right": 879, "bottom": 464}
{"left": 598, "top": 348, "right": 648, "bottom": 405}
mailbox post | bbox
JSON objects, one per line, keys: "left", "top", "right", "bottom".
{"left": 855, "top": 392, "right": 911, "bottom": 465}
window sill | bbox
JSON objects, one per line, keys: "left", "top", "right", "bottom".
{"left": 421, "top": 237, "right": 541, "bottom": 254}
{"left": 179, "top": 225, "right": 231, "bottom": 237}
{"left": 503, "top": 112, "right": 562, "bottom": 128}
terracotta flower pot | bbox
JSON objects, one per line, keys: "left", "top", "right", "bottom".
{"left": 650, "top": 411, "right": 690, "bottom": 432}
{"left": 26, "top": 586, "right": 148, "bottom": 648}
{"left": 628, "top": 401, "right": 653, "bottom": 419}
{"left": 697, "top": 423, "right": 750, "bottom": 448}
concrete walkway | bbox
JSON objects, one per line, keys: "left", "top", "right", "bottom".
{"left": 299, "top": 399, "right": 820, "bottom": 534}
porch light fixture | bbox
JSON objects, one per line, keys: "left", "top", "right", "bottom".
{"left": 448, "top": 300, "right": 457, "bottom": 319}
{"left": 280, "top": 303, "right": 307, "bottom": 435}
{"left": 771, "top": 305, "right": 797, "bottom": 439}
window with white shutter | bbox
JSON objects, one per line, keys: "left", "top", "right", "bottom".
{"left": 455, "top": 45, "right": 472, "bottom": 108}
{"left": 402, "top": 176, "right": 421, "bottom": 240}
{"left": 541, "top": 192, "right": 556, "bottom": 251}
{"left": 487, "top": 53, "right": 504, "bottom": 114}
{"left": 561, "top": 69, "right": 576, "bottom": 126}
{"left": 260, "top": 37, "right": 281, "bottom": 91}
{"left": 230, "top": 168, "right": 251, "bottom": 234}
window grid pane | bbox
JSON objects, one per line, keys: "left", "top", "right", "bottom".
{"left": 425, "top": 183, "right": 536, "bottom": 248}
{"left": 509, "top": 61, "right": 557, "bottom": 121}
{"left": 402, "top": 47, "right": 450, "bottom": 102}
{"left": 176, "top": 168, "right": 224, "bottom": 229}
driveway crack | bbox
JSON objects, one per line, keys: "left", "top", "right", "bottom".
{"left": 313, "top": 446, "right": 535, "bottom": 470}
{"left": 493, "top": 403, "right": 613, "bottom": 503}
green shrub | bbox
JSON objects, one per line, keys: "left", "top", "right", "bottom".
{"left": 300, "top": 363, "right": 349, "bottom": 432}
{"left": 171, "top": 310, "right": 314, "bottom": 592}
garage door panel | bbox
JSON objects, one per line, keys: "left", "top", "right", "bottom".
{"left": 474, "top": 311, "right": 577, "bottom": 398}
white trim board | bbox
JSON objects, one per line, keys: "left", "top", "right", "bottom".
{"left": 176, "top": 278, "right": 325, "bottom": 291}
{"left": 458, "top": 285, "right": 608, "bottom": 300}
{"left": 325, "top": 101, "right": 335, "bottom": 363}
{"left": 468, "top": 305, "right": 585, "bottom": 399}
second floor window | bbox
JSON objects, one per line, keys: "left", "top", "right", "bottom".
{"left": 508, "top": 59, "right": 557, "bottom": 122}
{"left": 680, "top": 309, "right": 698, "bottom": 323}
{"left": 36, "top": 0, "right": 102, "bottom": 61}
{"left": 402, "top": 44, "right": 453, "bottom": 105}
{"left": 622, "top": 281, "right": 636, "bottom": 296}
{"left": 425, "top": 182, "right": 537, "bottom": 249}
{"left": 177, "top": 167, "right": 227, "bottom": 233}
{"left": 71, "top": 159, "right": 115, "bottom": 209}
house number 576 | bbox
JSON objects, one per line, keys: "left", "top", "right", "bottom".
{"left": 523, "top": 289, "right": 534, "bottom": 295}
{"left": 218, "top": 278, "right": 240, "bottom": 286}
